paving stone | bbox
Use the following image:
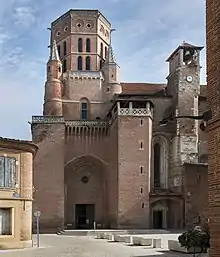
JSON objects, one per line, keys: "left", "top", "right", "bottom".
{"left": 0, "top": 235, "right": 208, "bottom": 257}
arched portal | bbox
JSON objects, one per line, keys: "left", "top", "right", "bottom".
{"left": 64, "top": 155, "right": 106, "bottom": 229}
{"left": 150, "top": 198, "right": 183, "bottom": 229}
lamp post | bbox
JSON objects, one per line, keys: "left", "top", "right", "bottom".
{"left": 158, "top": 110, "right": 212, "bottom": 129}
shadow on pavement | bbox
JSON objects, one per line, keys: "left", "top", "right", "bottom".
{"left": 134, "top": 250, "right": 208, "bottom": 257}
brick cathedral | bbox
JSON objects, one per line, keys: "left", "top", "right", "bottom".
{"left": 31, "top": 9, "right": 209, "bottom": 232}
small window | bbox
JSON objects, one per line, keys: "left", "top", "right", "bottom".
{"left": 140, "top": 141, "right": 143, "bottom": 150}
{"left": 197, "top": 173, "right": 201, "bottom": 183}
{"left": 85, "top": 56, "right": 91, "bottom": 70}
{"left": 78, "top": 38, "right": 83, "bottom": 52}
{"left": 86, "top": 38, "right": 91, "bottom": 53}
{"left": 141, "top": 203, "right": 145, "bottom": 208}
{"left": 105, "top": 46, "right": 107, "bottom": 59}
{"left": 63, "top": 59, "right": 67, "bottom": 72}
{"left": 140, "top": 166, "right": 143, "bottom": 174}
{"left": 100, "top": 42, "right": 103, "bottom": 58}
{"left": 0, "top": 156, "right": 16, "bottom": 188}
{"left": 57, "top": 45, "right": 61, "bottom": 57}
{"left": 0, "top": 208, "right": 11, "bottom": 235}
{"left": 78, "top": 56, "right": 83, "bottom": 71}
{"left": 63, "top": 41, "right": 67, "bottom": 56}
{"left": 81, "top": 102, "right": 88, "bottom": 120}
{"left": 106, "top": 87, "right": 110, "bottom": 92}
{"left": 100, "top": 60, "right": 103, "bottom": 70}
{"left": 140, "top": 119, "right": 143, "bottom": 126}
{"left": 140, "top": 187, "right": 143, "bottom": 194}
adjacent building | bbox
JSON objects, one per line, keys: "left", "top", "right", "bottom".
{"left": 0, "top": 137, "right": 37, "bottom": 249}
{"left": 206, "top": 0, "right": 220, "bottom": 256}
{"left": 31, "top": 9, "right": 208, "bottom": 232}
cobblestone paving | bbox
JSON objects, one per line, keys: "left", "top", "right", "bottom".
{"left": 0, "top": 235, "right": 208, "bottom": 257}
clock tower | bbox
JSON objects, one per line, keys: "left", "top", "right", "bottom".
{"left": 166, "top": 42, "right": 204, "bottom": 192}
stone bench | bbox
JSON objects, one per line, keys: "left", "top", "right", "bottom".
{"left": 152, "top": 238, "right": 162, "bottom": 248}
{"left": 168, "top": 240, "right": 202, "bottom": 253}
{"left": 132, "top": 236, "right": 142, "bottom": 245}
{"left": 124, "top": 235, "right": 133, "bottom": 244}
{"left": 139, "top": 238, "right": 152, "bottom": 246}
{"left": 113, "top": 234, "right": 127, "bottom": 242}
{"left": 96, "top": 232, "right": 105, "bottom": 239}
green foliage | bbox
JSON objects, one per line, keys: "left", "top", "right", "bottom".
{"left": 178, "top": 227, "right": 210, "bottom": 252}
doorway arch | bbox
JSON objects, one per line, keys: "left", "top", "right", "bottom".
{"left": 64, "top": 155, "right": 107, "bottom": 229}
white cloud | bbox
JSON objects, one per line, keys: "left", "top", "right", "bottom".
{"left": 14, "top": 6, "right": 36, "bottom": 28}
{"left": 0, "top": 0, "right": 206, "bottom": 139}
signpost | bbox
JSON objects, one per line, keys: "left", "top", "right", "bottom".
{"left": 34, "top": 209, "right": 41, "bottom": 248}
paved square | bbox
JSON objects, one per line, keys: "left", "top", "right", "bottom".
{"left": 0, "top": 235, "right": 208, "bottom": 257}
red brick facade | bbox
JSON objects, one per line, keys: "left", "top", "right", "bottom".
{"left": 206, "top": 0, "right": 220, "bottom": 255}
{"left": 31, "top": 9, "right": 209, "bottom": 232}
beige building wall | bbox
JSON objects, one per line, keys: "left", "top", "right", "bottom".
{"left": 0, "top": 138, "right": 37, "bottom": 249}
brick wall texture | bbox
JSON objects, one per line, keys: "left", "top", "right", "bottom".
{"left": 32, "top": 9, "right": 210, "bottom": 232}
{"left": 206, "top": 0, "right": 220, "bottom": 256}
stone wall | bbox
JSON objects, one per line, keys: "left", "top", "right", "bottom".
{"left": 206, "top": 0, "right": 220, "bottom": 256}
{"left": 183, "top": 163, "right": 208, "bottom": 229}
{"left": 117, "top": 114, "right": 152, "bottom": 228}
{"left": 32, "top": 122, "right": 65, "bottom": 232}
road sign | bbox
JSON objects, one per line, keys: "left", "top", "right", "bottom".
{"left": 34, "top": 210, "right": 41, "bottom": 217}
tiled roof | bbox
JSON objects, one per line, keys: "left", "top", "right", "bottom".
{"left": 121, "top": 82, "right": 207, "bottom": 97}
{"left": 50, "top": 40, "right": 60, "bottom": 62}
{"left": 0, "top": 137, "right": 38, "bottom": 154}
{"left": 121, "top": 82, "right": 167, "bottom": 94}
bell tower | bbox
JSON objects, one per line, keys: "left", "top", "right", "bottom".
{"left": 166, "top": 42, "right": 204, "bottom": 192}
{"left": 102, "top": 30, "right": 122, "bottom": 101}
{"left": 43, "top": 40, "right": 63, "bottom": 116}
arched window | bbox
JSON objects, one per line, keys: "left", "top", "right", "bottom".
{"left": 78, "top": 38, "right": 83, "bottom": 52}
{"left": 86, "top": 38, "right": 91, "bottom": 52}
{"left": 105, "top": 46, "right": 107, "bottom": 59}
{"left": 152, "top": 137, "right": 169, "bottom": 189}
{"left": 85, "top": 56, "right": 91, "bottom": 70}
{"left": 81, "top": 101, "right": 88, "bottom": 120}
{"left": 154, "top": 143, "right": 161, "bottom": 187}
{"left": 78, "top": 56, "right": 83, "bottom": 71}
{"left": 63, "top": 59, "right": 67, "bottom": 73}
{"left": 100, "top": 42, "right": 103, "bottom": 58}
{"left": 63, "top": 41, "right": 67, "bottom": 56}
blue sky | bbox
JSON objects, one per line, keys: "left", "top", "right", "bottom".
{"left": 0, "top": 0, "right": 205, "bottom": 140}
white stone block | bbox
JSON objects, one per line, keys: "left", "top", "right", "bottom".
{"left": 133, "top": 236, "right": 141, "bottom": 245}
{"left": 114, "top": 235, "right": 126, "bottom": 242}
{"left": 168, "top": 240, "right": 202, "bottom": 253}
{"left": 140, "top": 238, "right": 152, "bottom": 246}
{"left": 153, "top": 238, "right": 161, "bottom": 248}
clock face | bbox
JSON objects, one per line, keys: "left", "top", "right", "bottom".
{"left": 186, "top": 75, "right": 193, "bottom": 83}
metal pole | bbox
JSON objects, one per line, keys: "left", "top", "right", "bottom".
{"left": 36, "top": 210, "right": 40, "bottom": 248}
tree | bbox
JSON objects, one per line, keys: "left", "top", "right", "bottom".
{"left": 178, "top": 226, "right": 210, "bottom": 257}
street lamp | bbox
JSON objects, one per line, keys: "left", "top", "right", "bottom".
{"left": 158, "top": 110, "right": 212, "bottom": 131}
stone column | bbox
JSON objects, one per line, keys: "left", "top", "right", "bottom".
{"left": 20, "top": 152, "right": 33, "bottom": 242}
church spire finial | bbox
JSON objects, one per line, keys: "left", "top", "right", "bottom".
{"left": 49, "top": 40, "right": 60, "bottom": 62}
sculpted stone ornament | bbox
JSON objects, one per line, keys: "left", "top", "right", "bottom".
{"left": 186, "top": 75, "right": 193, "bottom": 83}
